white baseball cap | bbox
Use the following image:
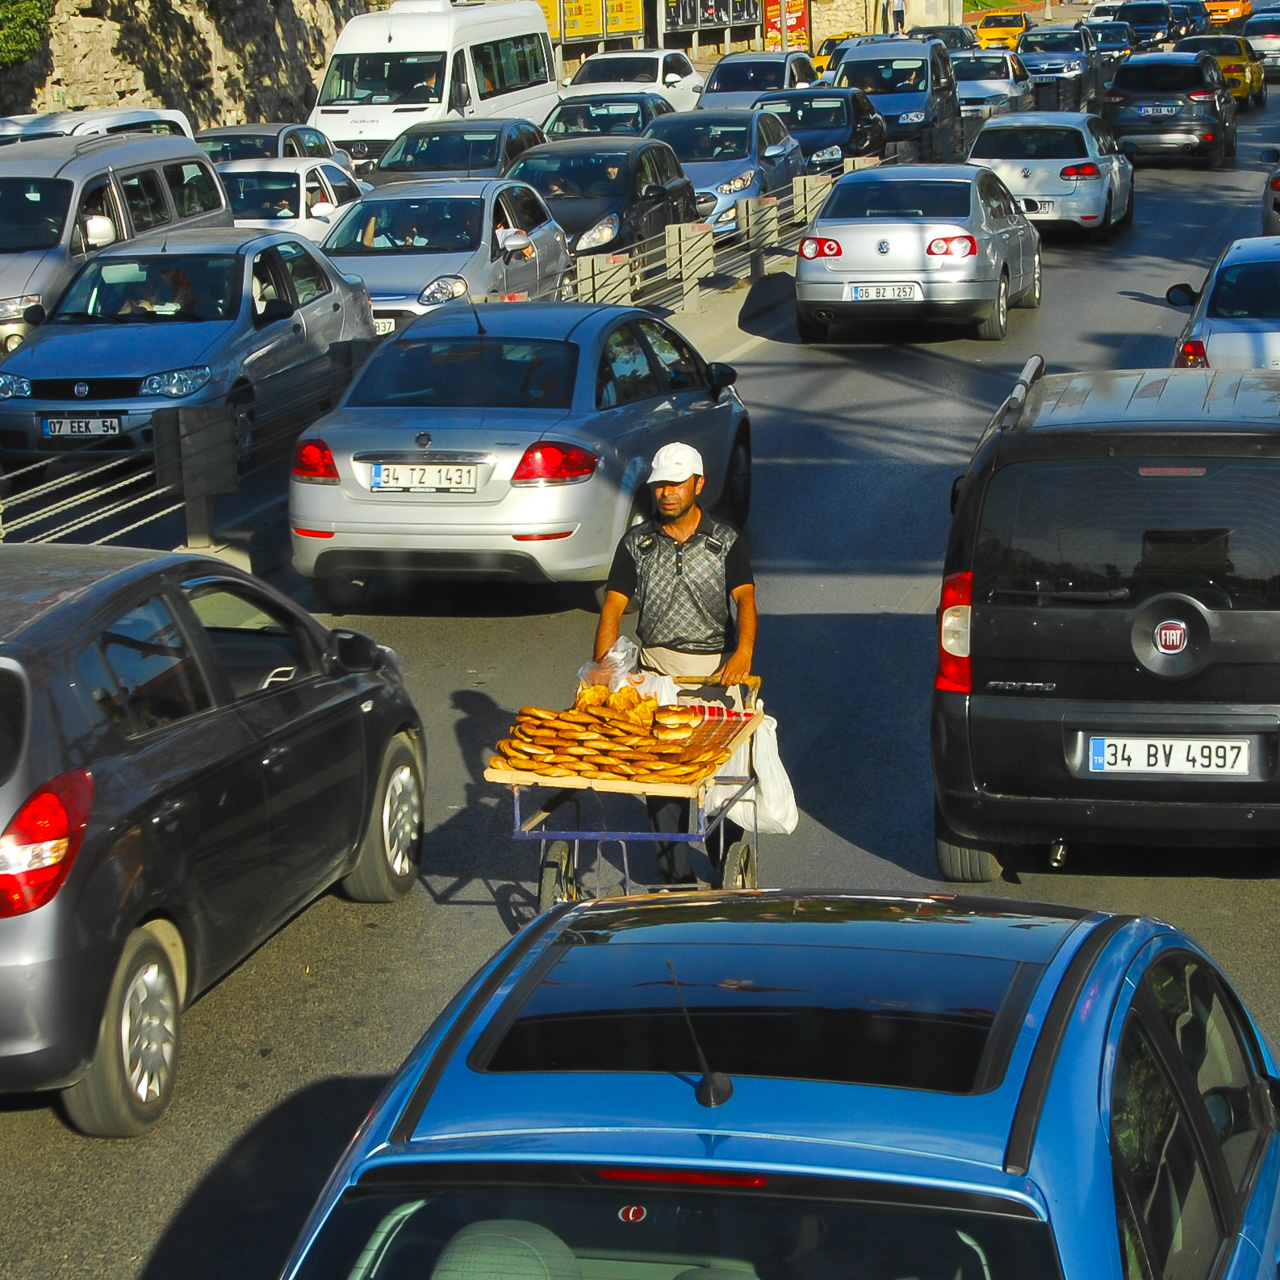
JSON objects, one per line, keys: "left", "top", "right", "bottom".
{"left": 648, "top": 442, "right": 704, "bottom": 485}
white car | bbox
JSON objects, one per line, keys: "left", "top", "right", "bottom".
{"left": 218, "top": 157, "right": 370, "bottom": 243}
{"left": 0, "top": 108, "right": 193, "bottom": 146}
{"left": 967, "top": 111, "right": 1134, "bottom": 238}
{"left": 952, "top": 51, "right": 1036, "bottom": 116}
{"left": 561, "top": 49, "right": 704, "bottom": 112}
{"left": 1167, "top": 236, "right": 1280, "bottom": 369}
{"left": 1089, "top": 0, "right": 1125, "bottom": 17}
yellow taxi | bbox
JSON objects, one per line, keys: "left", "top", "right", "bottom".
{"left": 1175, "top": 33, "right": 1267, "bottom": 103}
{"left": 1205, "top": 0, "right": 1251, "bottom": 24}
{"left": 814, "top": 31, "right": 861, "bottom": 72}
{"left": 976, "top": 10, "right": 1034, "bottom": 48}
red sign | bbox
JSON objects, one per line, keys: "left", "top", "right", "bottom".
{"left": 763, "top": 0, "right": 810, "bottom": 50}
{"left": 618, "top": 1205, "right": 648, "bottom": 1223}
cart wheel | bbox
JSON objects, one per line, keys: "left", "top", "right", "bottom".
{"left": 538, "top": 840, "right": 573, "bottom": 913}
{"left": 720, "top": 841, "right": 757, "bottom": 890}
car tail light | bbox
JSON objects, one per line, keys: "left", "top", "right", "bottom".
{"left": 1201, "top": 132, "right": 1216, "bottom": 142}
{"left": 1188, "top": 88, "right": 1216, "bottom": 101}
{"left": 0, "top": 770, "right": 93, "bottom": 918}
{"left": 292, "top": 527, "right": 335, "bottom": 538}
{"left": 799, "top": 237, "right": 841, "bottom": 259}
{"left": 926, "top": 235, "right": 977, "bottom": 257}
{"left": 1271, "top": 177, "right": 1280, "bottom": 190}
{"left": 936, "top": 572, "right": 972, "bottom": 694}
{"left": 511, "top": 442, "right": 597, "bottom": 485}
{"left": 513, "top": 530, "right": 574, "bottom": 541}
{"left": 292, "top": 438, "right": 339, "bottom": 483}
{"left": 1224, "top": 62, "right": 1245, "bottom": 73}
{"left": 1177, "top": 339, "right": 1209, "bottom": 368}
{"left": 1105, "top": 89, "right": 1128, "bottom": 101}
{"left": 598, "top": 1168, "right": 768, "bottom": 1187}
{"left": 1060, "top": 161, "right": 1102, "bottom": 179}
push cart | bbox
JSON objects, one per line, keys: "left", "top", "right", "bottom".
{"left": 483, "top": 683, "right": 764, "bottom": 912}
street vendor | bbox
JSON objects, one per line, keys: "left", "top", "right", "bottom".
{"left": 593, "top": 441, "right": 757, "bottom": 884}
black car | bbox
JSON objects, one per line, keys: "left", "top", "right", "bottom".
{"left": 1168, "top": 3, "right": 1194, "bottom": 39}
{"left": 506, "top": 136, "right": 696, "bottom": 256}
{"left": 0, "top": 546, "right": 426, "bottom": 1134}
{"left": 909, "top": 24, "right": 979, "bottom": 50}
{"left": 364, "top": 118, "right": 544, "bottom": 188}
{"left": 933, "top": 357, "right": 1280, "bottom": 881}
{"left": 1086, "top": 21, "right": 1140, "bottom": 66}
{"left": 1102, "top": 51, "right": 1237, "bottom": 165}
{"left": 1113, "top": 0, "right": 1176, "bottom": 47}
{"left": 197, "top": 122, "right": 349, "bottom": 168}
{"left": 542, "top": 93, "right": 674, "bottom": 139}
{"left": 751, "top": 88, "right": 887, "bottom": 171}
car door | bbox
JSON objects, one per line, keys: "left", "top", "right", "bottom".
{"left": 504, "top": 181, "right": 568, "bottom": 296}
{"left": 240, "top": 245, "right": 307, "bottom": 417}
{"left": 978, "top": 169, "right": 1022, "bottom": 289}
{"left": 1088, "top": 116, "right": 1130, "bottom": 211}
{"left": 79, "top": 590, "right": 270, "bottom": 977}
{"left": 322, "top": 163, "right": 363, "bottom": 221}
{"left": 175, "top": 576, "right": 367, "bottom": 927}
{"left": 300, "top": 165, "right": 333, "bottom": 240}
{"left": 278, "top": 238, "right": 344, "bottom": 407}
{"left": 595, "top": 321, "right": 673, "bottom": 505}
{"left": 491, "top": 188, "right": 539, "bottom": 298}
{"left": 663, "top": 51, "right": 703, "bottom": 109}
{"left": 631, "top": 145, "right": 669, "bottom": 244}
{"left": 1009, "top": 54, "right": 1034, "bottom": 106}
{"left": 281, "top": 128, "right": 306, "bottom": 158}
{"left": 932, "top": 49, "right": 959, "bottom": 126}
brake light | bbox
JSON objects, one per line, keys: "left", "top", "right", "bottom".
{"left": 292, "top": 438, "right": 339, "bottom": 483}
{"left": 598, "top": 1168, "right": 769, "bottom": 1187}
{"left": 799, "top": 237, "right": 841, "bottom": 259}
{"left": 293, "top": 527, "right": 335, "bottom": 538}
{"left": 0, "top": 770, "right": 93, "bottom": 918}
{"left": 1105, "top": 89, "right": 1128, "bottom": 101}
{"left": 1224, "top": 62, "right": 1245, "bottom": 72}
{"left": 1202, "top": 132, "right": 1216, "bottom": 141}
{"left": 1188, "top": 88, "right": 1216, "bottom": 100}
{"left": 936, "top": 571, "right": 973, "bottom": 694}
{"left": 1060, "top": 161, "right": 1102, "bottom": 179}
{"left": 1177, "top": 339, "right": 1209, "bottom": 368}
{"left": 1271, "top": 176, "right": 1280, "bottom": 190}
{"left": 926, "top": 235, "right": 977, "bottom": 257}
{"left": 511, "top": 442, "right": 597, "bottom": 485}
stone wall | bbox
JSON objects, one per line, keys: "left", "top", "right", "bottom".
{"left": 810, "top": 0, "right": 962, "bottom": 44}
{"left": 0, "top": 0, "right": 366, "bottom": 126}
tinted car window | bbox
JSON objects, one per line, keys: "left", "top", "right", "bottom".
{"left": 1020, "top": 31, "right": 1086, "bottom": 50}
{"left": 279, "top": 240, "right": 330, "bottom": 304}
{"left": 1117, "top": 2, "right": 1173, "bottom": 19}
{"left": 0, "top": 671, "right": 22, "bottom": 786}
{"left": 300, "top": 128, "right": 330, "bottom": 157}
{"left": 183, "top": 583, "right": 314, "bottom": 698}
{"left": 571, "top": 55, "right": 659, "bottom": 84}
{"left": 55, "top": 254, "right": 240, "bottom": 322}
{"left": 508, "top": 151, "right": 630, "bottom": 199}
{"left": 119, "top": 169, "right": 171, "bottom": 231}
{"left": 822, "top": 179, "right": 971, "bottom": 219}
{"left": 1245, "top": 16, "right": 1280, "bottom": 34}
{"left": 379, "top": 129, "right": 501, "bottom": 173}
{"left": 596, "top": 323, "right": 660, "bottom": 408}
{"left": 638, "top": 318, "right": 704, "bottom": 391}
{"left": 1176, "top": 35, "right": 1241, "bottom": 53}
{"left": 705, "top": 59, "right": 785, "bottom": 92}
{"left": 646, "top": 117, "right": 751, "bottom": 163}
{"left": 837, "top": 57, "right": 929, "bottom": 93}
{"left": 197, "top": 130, "right": 278, "bottom": 162}
{"left": 323, "top": 165, "right": 360, "bottom": 205}
{"left": 505, "top": 184, "right": 548, "bottom": 229}
{"left": 970, "top": 126, "right": 1089, "bottom": 159}
{"left": 0, "top": 178, "right": 72, "bottom": 252}
{"left": 545, "top": 100, "right": 646, "bottom": 137}
{"left": 223, "top": 171, "right": 301, "bottom": 220}
{"left": 163, "top": 162, "right": 221, "bottom": 218}
{"left": 954, "top": 55, "right": 1013, "bottom": 80}
{"left": 326, "top": 197, "right": 484, "bottom": 253}
{"left": 1114, "top": 61, "right": 1203, "bottom": 91}
{"left": 1207, "top": 261, "right": 1280, "bottom": 319}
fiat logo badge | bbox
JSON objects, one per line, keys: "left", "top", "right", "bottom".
{"left": 74, "top": 382, "right": 89, "bottom": 398}
{"left": 1154, "top": 620, "right": 1188, "bottom": 654}
{"left": 415, "top": 431, "right": 432, "bottom": 448}
{"left": 876, "top": 239, "right": 890, "bottom": 255}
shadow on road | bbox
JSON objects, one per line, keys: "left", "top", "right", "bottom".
{"left": 140, "top": 1074, "right": 388, "bottom": 1280}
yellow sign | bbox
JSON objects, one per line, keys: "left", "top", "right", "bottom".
{"left": 564, "top": 0, "right": 605, "bottom": 38}
{"left": 606, "top": 0, "right": 644, "bottom": 35}
{"left": 501, "top": 0, "right": 562, "bottom": 41}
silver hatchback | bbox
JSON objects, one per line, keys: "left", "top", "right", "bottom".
{"left": 793, "top": 163, "right": 1041, "bottom": 343}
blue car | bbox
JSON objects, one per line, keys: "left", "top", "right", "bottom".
{"left": 280, "top": 892, "right": 1280, "bottom": 1280}
{"left": 752, "top": 88, "right": 889, "bottom": 172}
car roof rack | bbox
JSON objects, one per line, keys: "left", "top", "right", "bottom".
{"left": 985, "top": 353, "right": 1045, "bottom": 433}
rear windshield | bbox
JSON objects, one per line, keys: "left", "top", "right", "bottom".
{"left": 914, "top": 27, "right": 967, "bottom": 47}
{"left": 970, "top": 126, "right": 1088, "bottom": 159}
{"left": 1244, "top": 16, "right": 1280, "bottom": 33}
{"left": 325, "top": 197, "right": 483, "bottom": 254}
{"left": 1090, "top": 23, "right": 1135, "bottom": 39}
{"left": 0, "top": 178, "right": 72, "bottom": 253}
{"left": 975, "top": 459, "right": 1280, "bottom": 609}
{"left": 646, "top": 117, "right": 751, "bottom": 162}
{"left": 1176, "top": 35, "right": 1241, "bottom": 53}
{"left": 0, "top": 671, "right": 22, "bottom": 786}
{"left": 836, "top": 56, "right": 929, "bottom": 93}
{"left": 572, "top": 55, "right": 658, "bottom": 84}
{"left": 348, "top": 337, "right": 578, "bottom": 410}
{"left": 507, "top": 151, "right": 631, "bottom": 199}
{"left": 1117, "top": 2, "right": 1172, "bottom": 19}
{"left": 756, "top": 94, "right": 851, "bottom": 128}
{"left": 980, "top": 12, "right": 1024, "bottom": 25}
{"left": 1207, "top": 261, "right": 1280, "bottom": 319}
{"left": 822, "top": 178, "right": 971, "bottom": 219}
{"left": 954, "top": 54, "right": 1012, "bottom": 80}
{"left": 1019, "top": 31, "right": 1085, "bottom": 50}
{"left": 377, "top": 130, "right": 500, "bottom": 173}
{"left": 291, "top": 1172, "right": 1063, "bottom": 1280}
{"left": 197, "top": 131, "right": 278, "bottom": 162}
{"left": 705, "top": 59, "right": 785, "bottom": 92}
{"left": 1113, "top": 60, "right": 1203, "bottom": 90}
{"left": 545, "top": 101, "right": 646, "bottom": 137}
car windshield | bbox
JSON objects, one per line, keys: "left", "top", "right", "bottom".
{"left": 53, "top": 254, "right": 241, "bottom": 323}
{"left": 572, "top": 55, "right": 659, "bottom": 84}
{"left": 756, "top": 94, "right": 851, "bottom": 128}
{"left": 1019, "top": 31, "right": 1085, "bottom": 50}
{"left": 0, "top": 178, "right": 74, "bottom": 254}
{"left": 980, "top": 13, "right": 1023, "bottom": 25}
{"left": 318, "top": 52, "right": 446, "bottom": 105}
{"left": 1116, "top": 2, "right": 1171, "bottom": 20}
{"left": 378, "top": 130, "right": 500, "bottom": 172}
{"left": 970, "top": 125, "right": 1088, "bottom": 158}
{"left": 836, "top": 57, "right": 928, "bottom": 93}
{"left": 1207, "top": 261, "right": 1280, "bottom": 318}
{"left": 222, "top": 172, "right": 302, "bottom": 220}
{"left": 823, "top": 178, "right": 971, "bottom": 218}
{"left": 1113, "top": 60, "right": 1202, "bottom": 89}
{"left": 1176, "top": 35, "right": 1241, "bottom": 52}
{"left": 705, "top": 60, "right": 785, "bottom": 91}
{"left": 1090, "top": 23, "right": 1134, "bottom": 40}
{"left": 507, "top": 151, "right": 630, "bottom": 199}
{"left": 976, "top": 459, "right": 1280, "bottom": 608}
{"left": 915, "top": 28, "right": 965, "bottom": 47}
{"left": 545, "top": 101, "right": 646, "bottom": 137}
{"left": 646, "top": 117, "right": 751, "bottom": 162}
{"left": 197, "top": 131, "right": 279, "bottom": 162}
{"left": 954, "top": 54, "right": 1011, "bottom": 79}
{"left": 819, "top": 35, "right": 847, "bottom": 53}
{"left": 348, "top": 337, "right": 578, "bottom": 410}
{"left": 1245, "top": 16, "right": 1280, "bottom": 33}
{"left": 325, "top": 197, "right": 484, "bottom": 253}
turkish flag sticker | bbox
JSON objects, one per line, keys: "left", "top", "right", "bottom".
{"left": 618, "top": 1205, "right": 648, "bottom": 1224}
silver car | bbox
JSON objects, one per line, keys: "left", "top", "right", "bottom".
{"left": 794, "top": 164, "right": 1041, "bottom": 344}
{"left": 321, "top": 179, "right": 574, "bottom": 338}
{"left": 289, "top": 303, "right": 751, "bottom": 609}
{"left": 952, "top": 51, "right": 1036, "bottom": 116}
{"left": 1166, "top": 236, "right": 1280, "bottom": 369}
{"left": 0, "top": 227, "right": 374, "bottom": 465}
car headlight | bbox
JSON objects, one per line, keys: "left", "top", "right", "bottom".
{"left": 0, "top": 373, "right": 31, "bottom": 399}
{"left": 1153, "top": 27, "right": 1167, "bottom": 36}
{"left": 716, "top": 170, "right": 757, "bottom": 195}
{"left": 417, "top": 275, "right": 469, "bottom": 305}
{"left": 810, "top": 145, "right": 844, "bottom": 164}
{"left": 899, "top": 111, "right": 926, "bottom": 123}
{"left": 0, "top": 295, "right": 40, "bottom": 324}
{"left": 140, "top": 366, "right": 211, "bottom": 398}
{"left": 575, "top": 214, "right": 620, "bottom": 252}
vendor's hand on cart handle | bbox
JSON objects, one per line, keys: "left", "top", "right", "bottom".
{"left": 711, "top": 649, "right": 753, "bottom": 687}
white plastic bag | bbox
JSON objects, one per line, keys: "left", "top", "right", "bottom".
{"left": 707, "top": 698, "right": 798, "bottom": 836}
{"left": 576, "top": 636, "right": 640, "bottom": 692}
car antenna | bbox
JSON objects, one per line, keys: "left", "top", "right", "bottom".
{"left": 666, "top": 957, "right": 732, "bottom": 1108}
{"left": 469, "top": 299, "right": 486, "bottom": 335}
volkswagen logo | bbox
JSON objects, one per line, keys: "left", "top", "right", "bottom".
{"left": 73, "top": 382, "right": 89, "bottom": 398}
{"left": 415, "top": 431, "right": 432, "bottom": 448}
{"left": 1154, "top": 620, "right": 1188, "bottom": 655}
{"left": 876, "top": 239, "right": 890, "bottom": 255}
{"left": 1021, "top": 166, "right": 1032, "bottom": 178}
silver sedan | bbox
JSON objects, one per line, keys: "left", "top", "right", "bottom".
{"left": 288, "top": 303, "right": 752, "bottom": 610}
{"left": 793, "top": 164, "right": 1041, "bottom": 343}
{"left": 320, "top": 178, "right": 575, "bottom": 338}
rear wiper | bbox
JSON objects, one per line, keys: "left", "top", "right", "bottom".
{"left": 991, "top": 587, "right": 1130, "bottom": 602}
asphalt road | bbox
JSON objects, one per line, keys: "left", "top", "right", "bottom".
{"left": 4, "top": 100, "right": 1280, "bottom": 1280}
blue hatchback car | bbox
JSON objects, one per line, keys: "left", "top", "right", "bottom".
{"left": 280, "top": 893, "right": 1280, "bottom": 1280}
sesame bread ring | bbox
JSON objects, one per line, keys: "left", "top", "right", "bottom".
{"left": 520, "top": 706, "right": 557, "bottom": 721}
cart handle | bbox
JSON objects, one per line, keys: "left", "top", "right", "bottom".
{"left": 674, "top": 674, "right": 761, "bottom": 709}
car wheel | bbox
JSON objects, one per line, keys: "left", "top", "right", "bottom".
{"left": 1091, "top": 193, "right": 1114, "bottom": 243}
{"left": 719, "top": 431, "right": 751, "bottom": 527}
{"left": 1014, "top": 249, "right": 1042, "bottom": 309}
{"left": 538, "top": 840, "right": 574, "bottom": 913}
{"left": 1260, "top": 79, "right": 1269, "bottom": 108}
{"left": 61, "top": 928, "right": 181, "bottom": 1137}
{"left": 719, "top": 841, "right": 758, "bottom": 890}
{"left": 312, "top": 574, "right": 369, "bottom": 614}
{"left": 975, "top": 273, "right": 1009, "bottom": 341}
{"left": 796, "top": 312, "right": 828, "bottom": 343}
{"left": 934, "top": 806, "right": 1001, "bottom": 883}
{"left": 556, "top": 268, "right": 577, "bottom": 301}
{"left": 342, "top": 731, "right": 424, "bottom": 902}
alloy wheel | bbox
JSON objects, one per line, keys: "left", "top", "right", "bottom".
{"left": 120, "top": 960, "right": 178, "bottom": 1105}
{"left": 382, "top": 763, "right": 422, "bottom": 877}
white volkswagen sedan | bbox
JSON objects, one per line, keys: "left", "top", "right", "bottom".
{"left": 218, "top": 158, "right": 370, "bottom": 243}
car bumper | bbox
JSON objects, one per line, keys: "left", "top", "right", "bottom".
{"left": 795, "top": 276, "right": 1000, "bottom": 322}
{"left": 1010, "top": 186, "right": 1111, "bottom": 225}
{"left": 1113, "top": 128, "right": 1219, "bottom": 154}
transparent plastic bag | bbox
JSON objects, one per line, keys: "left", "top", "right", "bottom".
{"left": 576, "top": 636, "right": 639, "bottom": 693}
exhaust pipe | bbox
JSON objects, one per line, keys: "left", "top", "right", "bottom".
{"left": 1183, "top": 143, "right": 1196, "bottom": 153}
{"left": 814, "top": 309, "right": 835, "bottom": 323}
{"left": 1048, "top": 839, "right": 1068, "bottom": 869}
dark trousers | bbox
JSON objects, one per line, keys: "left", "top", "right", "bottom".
{"left": 647, "top": 796, "right": 743, "bottom": 883}
{"left": 892, "top": 7, "right": 905, "bottom": 30}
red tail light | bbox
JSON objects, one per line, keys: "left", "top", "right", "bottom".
{"left": 1177, "top": 339, "right": 1209, "bottom": 368}
{"left": 599, "top": 1167, "right": 768, "bottom": 1187}
{"left": 799, "top": 237, "right": 842, "bottom": 259}
{"left": 292, "top": 438, "right": 339, "bottom": 483}
{"left": 936, "top": 572, "right": 973, "bottom": 694}
{"left": 1270, "top": 177, "right": 1280, "bottom": 190}
{"left": 511, "top": 442, "right": 597, "bottom": 485}
{"left": 1060, "top": 161, "right": 1102, "bottom": 179}
{"left": 926, "top": 235, "right": 977, "bottom": 257}
{"left": 0, "top": 770, "right": 93, "bottom": 918}
{"left": 1223, "top": 62, "right": 1245, "bottom": 72}
{"left": 1105, "top": 89, "right": 1128, "bottom": 101}
{"left": 1188, "top": 88, "right": 1216, "bottom": 101}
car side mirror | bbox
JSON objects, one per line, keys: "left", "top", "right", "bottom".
{"left": 84, "top": 214, "right": 117, "bottom": 249}
{"left": 693, "top": 83, "right": 703, "bottom": 93}
{"left": 763, "top": 142, "right": 787, "bottom": 158}
{"left": 665, "top": 72, "right": 682, "bottom": 86}
{"left": 641, "top": 182, "right": 665, "bottom": 200}
{"left": 1165, "top": 282, "right": 1199, "bottom": 307}
{"left": 562, "top": 75, "right": 574, "bottom": 86}
{"left": 333, "top": 149, "right": 354, "bottom": 171}
{"left": 303, "top": 82, "right": 319, "bottom": 112}
{"left": 1262, "top": 147, "right": 1280, "bottom": 165}
{"left": 950, "top": 474, "right": 964, "bottom": 514}
{"left": 706, "top": 361, "right": 737, "bottom": 398}
{"left": 498, "top": 227, "right": 532, "bottom": 257}
{"left": 1120, "top": 139, "right": 1139, "bottom": 157}
{"left": 260, "top": 296, "right": 297, "bottom": 324}
{"left": 310, "top": 200, "right": 336, "bottom": 219}
{"left": 21, "top": 303, "right": 45, "bottom": 328}
{"left": 331, "top": 628, "right": 381, "bottom": 672}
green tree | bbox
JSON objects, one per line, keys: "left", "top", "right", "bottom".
{"left": 0, "top": 0, "right": 58, "bottom": 71}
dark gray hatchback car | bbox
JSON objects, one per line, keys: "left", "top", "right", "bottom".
{"left": 0, "top": 546, "right": 426, "bottom": 1135}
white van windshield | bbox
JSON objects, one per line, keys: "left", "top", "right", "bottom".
{"left": 0, "top": 179, "right": 73, "bottom": 253}
{"left": 319, "top": 53, "right": 446, "bottom": 106}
